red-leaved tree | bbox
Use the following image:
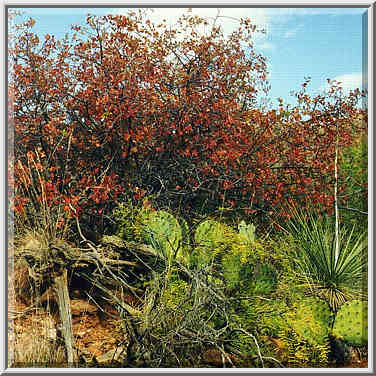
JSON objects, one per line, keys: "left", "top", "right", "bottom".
{"left": 9, "top": 11, "right": 367, "bottom": 236}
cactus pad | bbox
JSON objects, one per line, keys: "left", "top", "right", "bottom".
{"left": 193, "top": 219, "right": 235, "bottom": 265}
{"left": 285, "top": 297, "right": 332, "bottom": 346}
{"left": 238, "top": 220, "right": 256, "bottom": 244}
{"left": 332, "top": 300, "right": 368, "bottom": 347}
{"left": 142, "top": 210, "right": 187, "bottom": 263}
{"left": 194, "top": 219, "right": 229, "bottom": 247}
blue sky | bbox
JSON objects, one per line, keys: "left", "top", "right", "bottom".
{"left": 9, "top": 7, "right": 367, "bottom": 108}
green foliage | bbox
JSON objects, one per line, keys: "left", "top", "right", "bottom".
{"left": 229, "top": 298, "right": 258, "bottom": 332}
{"left": 253, "top": 265, "right": 278, "bottom": 295}
{"left": 332, "top": 300, "right": 368, "bottom": 347}
{"left": 221, "top": 242, "right": 262, "bottom": 294}
{"left": 159, "top": 278, "right": 191, "bottom": 311}
{"left": 112, "top": 199, "right": 153, "bottom": 242}
{"left": 113, "top": 201, "right": 191, "bottom": 264}
{"left": 286, "top": 207, "right": 367, "bottom": 311}
{"left": 222, "top": 258, "right": 277, "bottom": 296}
{"left": 221, "top": 222, "right": 277, "bottom": 296}
{"left": 178, "top": 216, "right": 190, "bottom": 248}
{"left": 339, "top": 135, "right": 368, "bottom": 231}
{"left": 227, "top": 298, "right": 260, "bottom": 366}
{"left": 134, "top": 265, "right": 241, "bottom": 367}
{"left": 255, "top": 298, "right": 290, "bottom": 338}
{"left": 194, "top": 219, "right": 231, "bottom": 249}
{"left": 255, "top": 295, "right": 331, "bottom": 367}
{"left": 278, "top": 327, "right": 330, "bottom": 367}
{"left": 141, "top": 210, "right": 188, "bottom": 263}
{"left": 221, "top": 247, "right": 254, "bottom": 292}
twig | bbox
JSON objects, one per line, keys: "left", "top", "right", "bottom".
{"left": 338, "top": 206, "right": 368, "bottom": 215}
{"left": 232, "top": 328, "right": 264, "bottom": 368}
{"left": 262, "top": 356, "right": 285, "bottom": 368}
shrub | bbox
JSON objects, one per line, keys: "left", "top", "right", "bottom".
{"left": 278, "top": 327, "right": 330, "bottom": 368}
{"left": 112, "top": 198, "right": 153, "bottom": 242}
{"left": 256, "top": 298, "right": 290, "bottom": 338}
{"left": 339, "top": 134, "right": 368, "bottom": 231}
{"left": 125, "top": 267, "right": 234, "bottom": 367}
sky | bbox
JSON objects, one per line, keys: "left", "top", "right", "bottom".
{"left": 9, "top": 6, "right": 368, "bottom": 108}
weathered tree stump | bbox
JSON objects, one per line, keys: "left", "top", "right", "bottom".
{"left": 52, "top": 268, "right": 75, "bottom": 365}
{"left": 18, "top": 232, "right": 161, "bottom": 366}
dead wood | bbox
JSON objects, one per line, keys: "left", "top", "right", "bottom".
{"left": 53, "top": 269, "right": 75, "bottom": 365}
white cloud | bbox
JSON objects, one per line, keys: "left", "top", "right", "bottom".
{"left": 258, "top": 41, "right": 274, "bottom": 50}
{"left": 105, "top": 7, "right": 276, "bottom": 61}
{"left": 106, "top": 7, "right": 365, "bottom": 46}
{"left": 320, "top": 72, "right": 365, "bottom": 93}
{"left": 107, "top": 7, "right": 271, "bottom": 37}
{"left": 106, "top": 7, "right": 366, "bottom": 80}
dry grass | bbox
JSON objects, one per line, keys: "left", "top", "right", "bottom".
{"left": 10, "top": 308, "right": 68, "bottom": 368}
{"left": 9, "top": 231, "right": 69, "bottom": 367}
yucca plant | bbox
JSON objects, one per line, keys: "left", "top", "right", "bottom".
{"left": 286, "top": 208, "right": 367, "bottom": 312}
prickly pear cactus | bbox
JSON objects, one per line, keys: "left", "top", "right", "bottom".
{"left": 285, "top": 297, "right": 332, "bottom": 346}
{"left": 332, "top": 300, "right": 368, "bottom": 347}
{"left": 177, "top": 216, "right": 191, "bottom": 264}
{"left": 142, "top": 210, "right": 186, "bottom": 263}
{"left": 194, "top": 219, "right": 226, "bottom": 246}
{"left": 178, "top": 217, "right": 190, "bottom": 249}
{"left": 193, "top": 219, "right": 235, "bottom": 265}
{"left": 238, "top": 220, "right": 256, "bottom": 244}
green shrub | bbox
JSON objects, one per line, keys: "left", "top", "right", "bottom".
{"left": 255, "top": 298, "right": 290, "bottom": 338}
{"left": 160, "top": 278, "right": 191, "bottom": 311}
{"left": 278, "top": 327, "right": 330, "bottom": 367}
{"left": 221, "top": 248, "right": 253, "bottom": 292}
{"left": 194, "top": 219, "right": 232, "bottom": 249}
{"left": 254, "top": 296, "right": 331, "bottom": 367}
{"left": 112, "top": 199, "right": 153, "bottom": 242}
{"left": 339, "top": 135, "right": 368, "bottom": 231}
{"left": 220, "top": 223, "right": 273, "bottom": 295}
{"left": 227, "top": 298, "right": 259, "bottom": 366}
{"left": 253, "top": 265, "right": 278, "bottom": 296}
